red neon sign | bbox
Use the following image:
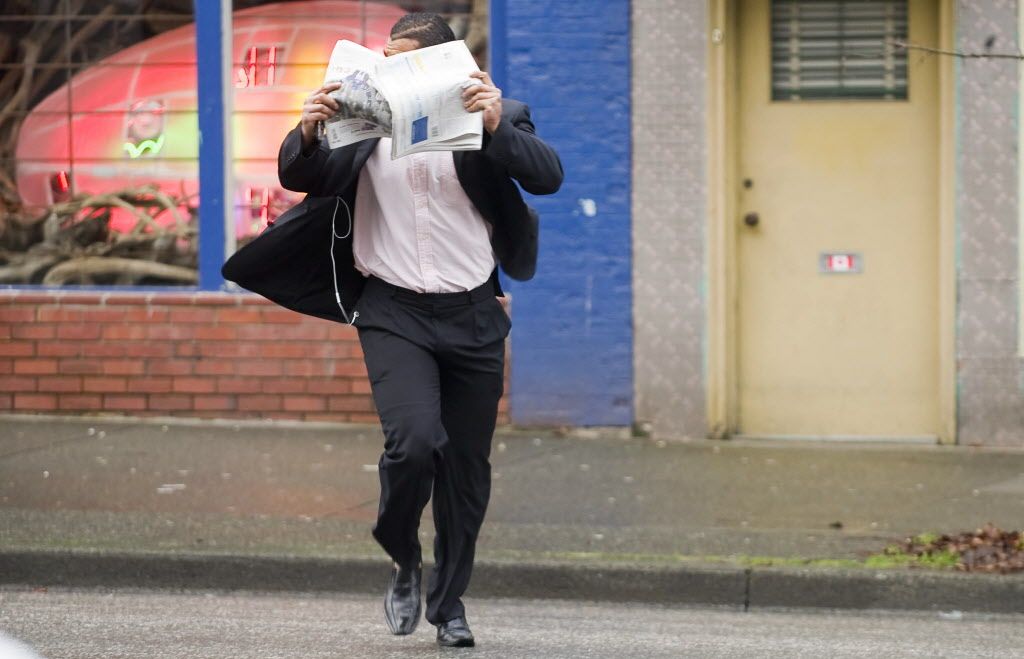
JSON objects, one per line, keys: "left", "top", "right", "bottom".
{"left": 236, "top": 45, "right": 282, "bottom": 88}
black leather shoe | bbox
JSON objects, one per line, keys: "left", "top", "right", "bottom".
{"left": 436, "top": 616, "right": 475, "bottom": 647}
{"left": 383, "top": 562, "right": 421, "bottom": 635}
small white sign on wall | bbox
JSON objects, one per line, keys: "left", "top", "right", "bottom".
{"left": 819, "top": 252, "right": 863, "bottom": 274}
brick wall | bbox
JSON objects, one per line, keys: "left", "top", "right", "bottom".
{"left": 500, "top": 0, "right": 633, "bottom": 425}
{"left": 1, "top": 291, "right": 509, "bottom": 424}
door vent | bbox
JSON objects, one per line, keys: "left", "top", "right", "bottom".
{"left": 772, "top": 0, "right": 908, "bottom": 101}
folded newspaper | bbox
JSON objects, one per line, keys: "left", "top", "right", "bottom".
{"left": 320, "top": 39, "right": 484, "bottom": 159}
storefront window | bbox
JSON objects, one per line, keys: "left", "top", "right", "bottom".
{"left": 230, "top": 0, "right": 488, "bottom": 246}
{"left": 1, "top": 0, "right": 197, "bottom": 286}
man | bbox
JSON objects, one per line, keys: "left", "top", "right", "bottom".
{"left": 241, "top": 12, "right": 561, "bottom": 648}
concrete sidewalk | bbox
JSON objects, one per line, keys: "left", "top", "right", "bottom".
{"left": 2, "top": 415, "right": 1023, "bottom": 612}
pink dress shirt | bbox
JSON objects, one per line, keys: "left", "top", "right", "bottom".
{"left": 352, "top": 138, "right": 496, "bottom": 293}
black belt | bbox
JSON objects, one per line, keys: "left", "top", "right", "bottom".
{"left": 366, "top": 275, "right": 494, "bottom": 308}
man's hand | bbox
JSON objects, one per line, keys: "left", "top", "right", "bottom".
{"left": 300, "top": 82, "right": 342, "bottom": 148}
{"left": 464, "top": 71, "right": 502, "bottom": 134}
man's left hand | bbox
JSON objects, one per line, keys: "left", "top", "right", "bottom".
{"left": 464, "top": 71, "right": 502, "bottom": 134}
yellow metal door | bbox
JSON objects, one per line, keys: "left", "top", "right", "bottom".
{"left": 736, "top": 0, "right": 939, "bottom": 438}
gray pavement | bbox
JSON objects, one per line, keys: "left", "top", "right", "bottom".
{"left": 2, "top": 415, "right": 1024, "bottom": 612}
{"left": 3, "top": 588, "right": 1024, "bottom": 658}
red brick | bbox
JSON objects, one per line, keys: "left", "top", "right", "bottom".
{"left": 237, "top": 294, "right": 271, "bottom": 306}
{"left": 57, "top": 324, "right": 102, "bottom": 340}
{"left": 176, "top": 343, "right": 199, "bottom": 357}
{"left": 0, "top": 342, "right": 34, "bottom": 357}
{"left": 14, "top": 393, "right": 57, "bottom": 410}
{"left": 148, "top": 394, "right": 192, "bottom": 410}
{"left": 305, "top": 378, "right": 352, "bottom": 395}
{"left": 57, "top": 394, "right": 102, "bottom": 410}
{"left": 12, "top": 325, "right": 56, "bottom": 339}
{"left": 103, "top": 325, "right": 147, "bottom": 340}
{"left": 0, "top": 393, "right": 12, "bottom": 409}
{"left": 193, "top": 395, "right": 237, "bottom": 411}
{"left": 332, "top": 360, "right": 368, "bottom": 377}
{"left": 123, "top": 343, "right": 173, "bottom": 358}
{"left": 216, "top": 308, "right": 263, "bottom": 324}
{"left": 168, "top": 308, "right": 211, "bottom": 323}
{"left": 82, "top": 376, "right": 128, "bottom": 393}
{"left": 59, "top": 359, "right": 104, "bottom": 374}
{"left": 237, "top": 394, "right": 282, "bottom": 411}
{"left": 102, "top": 359, "right": 146, "bottom": 375}
{"left": 235, "top": 324, "right": 328, "bottom": 341}
{"left": 0, "top": 376, "right": 36, "bottom": 392}
{"left": 283, "top": 395, "right": 326, "bottom": 412}
{"left": 0, "top": 307, "right": 36, "bottom": 322}
{"left": 147, "top": 325, "right": 198, "bottom": 340}
{"left": 261, "top": 378, "right": 306, "bottom": 394}
{"left": 120, "top": 308, "right": 170, "bottom": 323}
{"left": 196, "top": 343, "right": 263, "bottom": 358}
{"left": 327, "top": 396, "right": 375, "bottom": 413}
{"left": 82, "top": 343, "right": 128, "bottom": 357}
{"left": 14, "top": 359, "right": 57, "bottom": 375}
{"left": 260, "top": 343, "right": 310, "bottom": 359}
{"left": 37, "top": 308, "right": 83, "bottom": 322}
{"left": 93, "top": 309, "right": 143, "bottom": 322}
{"left": 37, "top": 376, "right": 83, "bottom": 393}
{"left": 283, "top": 361, "right": 334, "bottom": 377}
{"left": 236, "top": 361, "right": 283, "bottom": 377}
{"left": 326, "top": 324, "right": 358, "bottom": 340}
{"left": 148, "top": 360, "right": 194, "bottom": 376}
{"left": 103, "top": 394, "right": 147, "bottom": 410}
{"left": 39, "top": 342, "right": 82, "bottom": 357}
{"left": 259, "top": 308, "right": 305, "bottom": 324}
{"left": 195, "top": 326, "right": 237, "bottom": 341}
{"left": 296, "top": 344, "right": 352, "bottom": 360}
{"left": 351, "top": 379, "right": 372, "bottom": 395}
{"left": 172, "top": 377, "right": 216, "bottom": 393}
{"left": 215, "top": 377, "right": 262, "bottom": 394}
{"left": 0, "top": 359, "right": 12, "bottom": 374}
{"left": 131, "top": 377, "right": 173, "bottom": 393}
{"left": 193, "top": 359, "right": 235, "bottom": 376}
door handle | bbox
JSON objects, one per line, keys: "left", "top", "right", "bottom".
{"left": 743, "top": 212, "right": 760, "bottom": 227}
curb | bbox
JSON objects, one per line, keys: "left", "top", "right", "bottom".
{"left": 2, "top": 550, "right": 1023, "bottom": 614}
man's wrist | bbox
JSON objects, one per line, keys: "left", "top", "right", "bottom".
{"left": 300, "top": 124, "right": 320, "bottom": 155}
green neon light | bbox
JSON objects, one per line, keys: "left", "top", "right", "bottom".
{"left": 123, "top": 134, "right": 165, "bottom": 159}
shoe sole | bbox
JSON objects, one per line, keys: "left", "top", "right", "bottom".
{"left": 438, "top": 638, "right": 475, "bottom": 648}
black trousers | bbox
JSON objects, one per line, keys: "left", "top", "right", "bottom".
{"left": 355, "top": 275, "right": 510, "bottom": 625}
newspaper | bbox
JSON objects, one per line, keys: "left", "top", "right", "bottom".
{"left": 321, "top": 39, "right": 483, "bottom": 159}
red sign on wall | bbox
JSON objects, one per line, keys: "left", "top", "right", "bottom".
{"left": 820, "top": 252, "right": 863, "bottom": 274}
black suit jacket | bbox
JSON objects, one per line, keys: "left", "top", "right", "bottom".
{"left": 221, "top": 100, "right": 563, "bottom": 324}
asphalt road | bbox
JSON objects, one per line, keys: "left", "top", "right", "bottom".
{"left": 1, "top": 589, "right": 1023, "bottom": 658}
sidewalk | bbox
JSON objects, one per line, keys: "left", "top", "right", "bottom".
{"left": 2, "top": 415, "right": 1023, "bottom": 613}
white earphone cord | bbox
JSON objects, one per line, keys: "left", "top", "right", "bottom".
{"left": 329, "top": 196, "right": 359, "bottom": 325}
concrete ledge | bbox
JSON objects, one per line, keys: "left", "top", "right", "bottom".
{"left": 3, "top": 550, "right": 1023, "bottom": 614}
{"left": 749, "top": 567, "right": 1024, "bottom": 614}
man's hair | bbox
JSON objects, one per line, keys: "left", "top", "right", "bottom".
{"left": 390, "top": 12, "right": 456, "bottom": 49}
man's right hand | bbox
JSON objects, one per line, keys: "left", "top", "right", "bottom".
{"left": 300, "top": 82, "right": 342, "bottom": 148}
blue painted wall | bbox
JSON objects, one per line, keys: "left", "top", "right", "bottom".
{"left": 496, "top": 1, "right": 633, "bottom": 426}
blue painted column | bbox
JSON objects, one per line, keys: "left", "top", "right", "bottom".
{"left": 497, "top": 1, "right": 634, "bottom": 426}
{"left": 195, "top": 0, "right": 233, "bottom": 290}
